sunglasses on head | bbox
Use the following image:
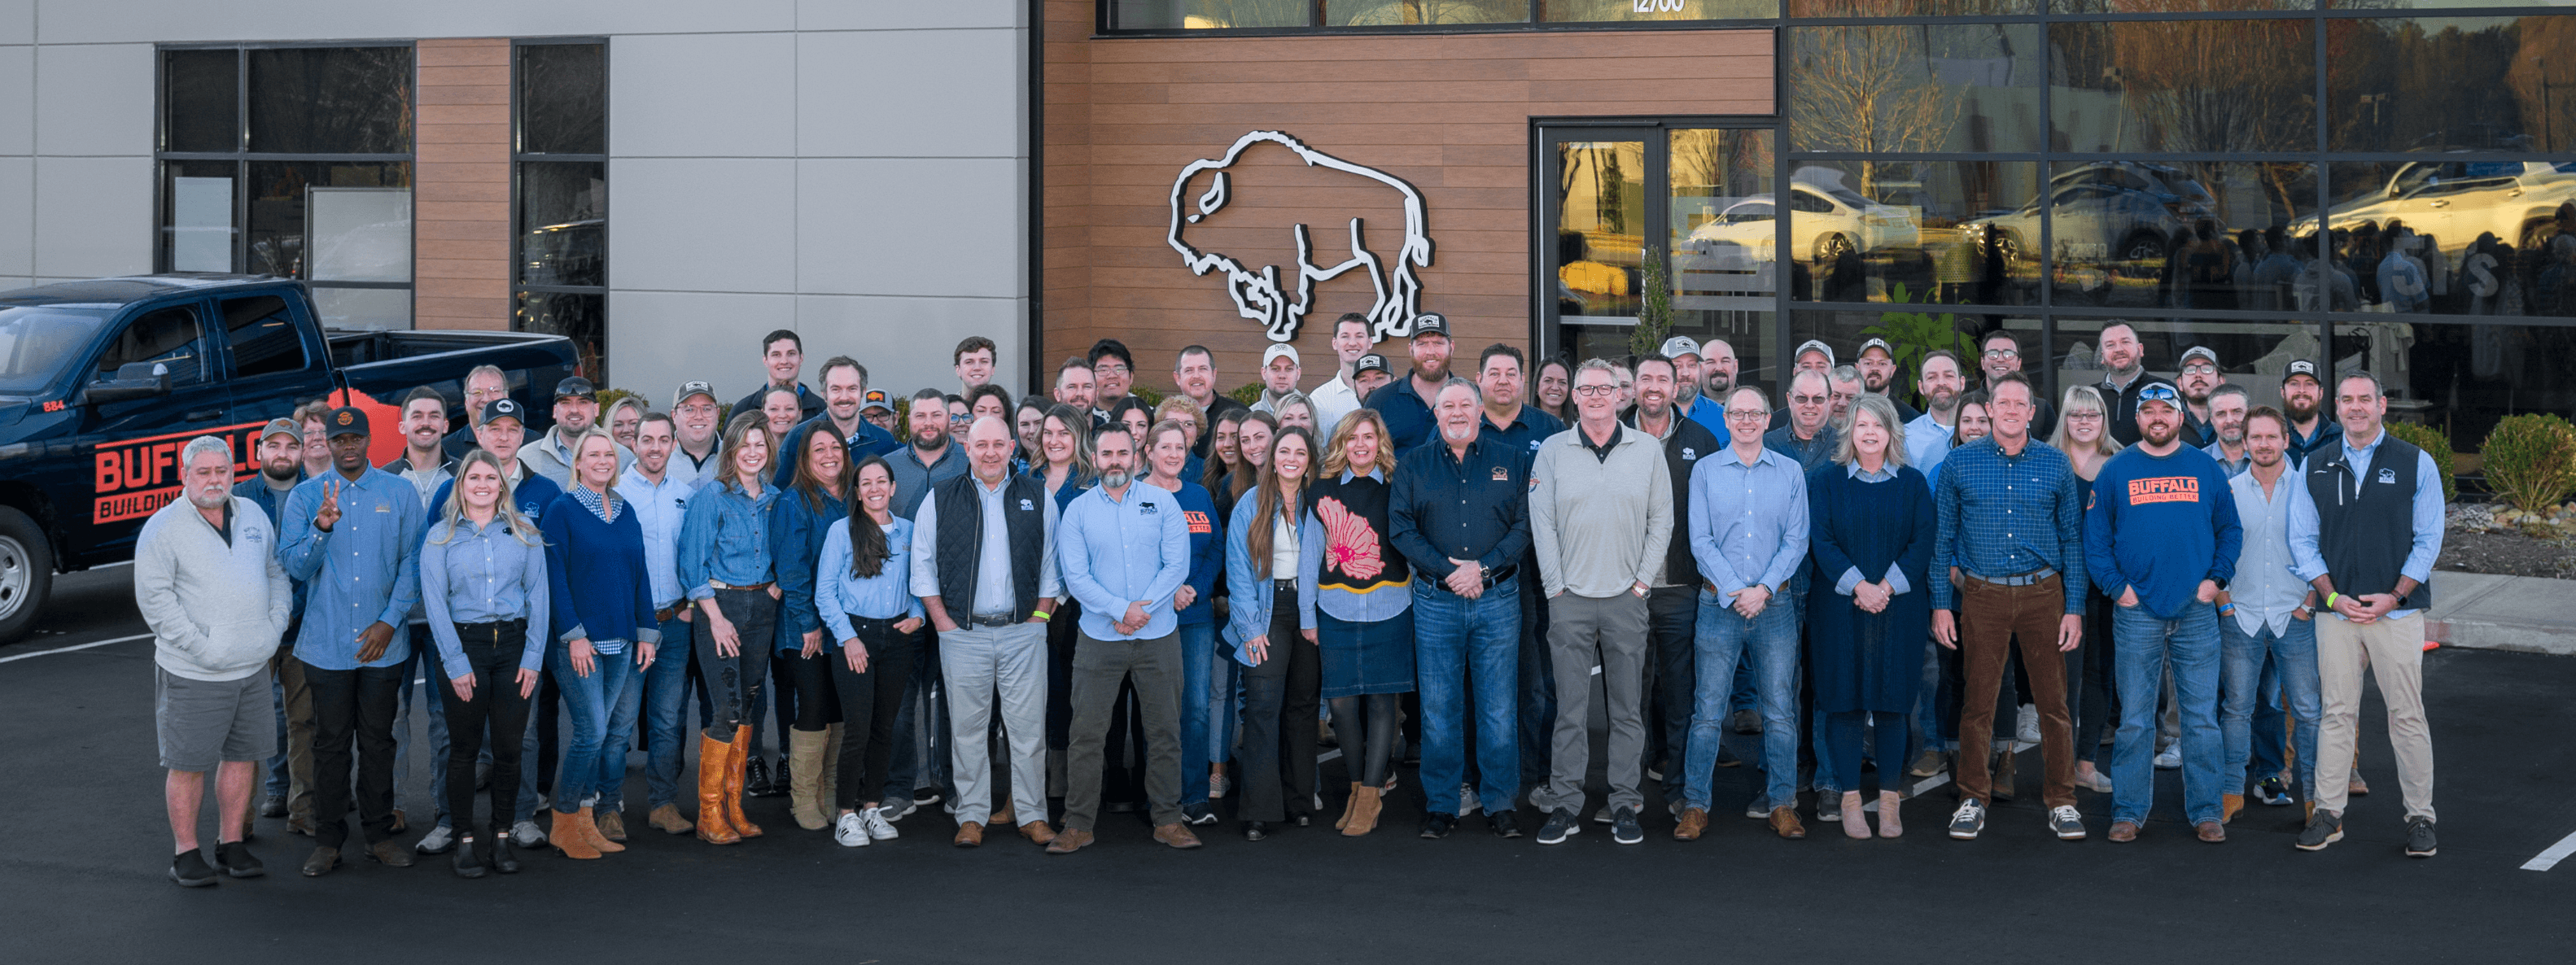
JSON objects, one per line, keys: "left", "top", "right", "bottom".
{"left": 2135, "top": 384, "right": 2180, "bottom": 404}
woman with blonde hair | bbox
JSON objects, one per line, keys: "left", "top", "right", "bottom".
{"left": 420, "top": 449, "right": 547, "bottom": 876}
{"left": 1302, "top": 409, "right": 1412, "bottom": 835}
{"left": 1222, "top": 426, "right": 1320, "bottom": 839}
{"left": 2051, "top": 384, "right": 2123, "bottom": 793}
{"left": 1804, "top": 395, "right": 1934, "bottom": 838}
{"left": 540, "top": 429, "right": 659, "bottom": 858}
{"left": 675, "top": 413, "right": 783, "bottom": 844}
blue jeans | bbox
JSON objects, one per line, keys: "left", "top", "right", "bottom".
{"left": 1414, "top": 579, "right": 1520, "bottom": 815}
{"left": 1177, "top": 621, "right": 1215, "bottom": 806}
{"left": 598, "top": 644, "right": 649, "bottom": 810}
{"left": 1685, "top": 588, "right": 1801, "bottom": 810}
{"left": 2110, "top": 602, "right": 2224, "bottom": 825}
{"left": 2220, "top": 615, "right": 2320, "bottom": 802}
{"left": 641, "top": 613, "right": 697, "bottom": 810}
{"left": 548, "top": 642, "right": 638, "bottom": 814}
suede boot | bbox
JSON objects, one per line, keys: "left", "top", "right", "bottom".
{"left": 1341, "top": 785, "right": 1383, "bottom": 836}
{"left": 788, "top": 729, "right": 829, "bottom": 831}
{"left": 550, "top": 810, "right": 601, "bottom": 859}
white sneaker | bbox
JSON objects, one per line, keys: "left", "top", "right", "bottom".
{"left": 1457, "top": 785, "right": 1481, "bottom": 816}
{"left": 833, "top": 812, "right": 872, "bottom": 847}
{"left": 413, "top": 823, "right": 454, "bottom": 854}
{"left": 2154, "top": 746, "right": 2182, "bottom": 771}
{"left": 2015, "top": 705, "right": 2040, "bottom": 744}
{"left": 509, "top": 818, "right": 547, "bottom": 847}
{"left": 861, "top": 806, "right": 901, "bottom": 841}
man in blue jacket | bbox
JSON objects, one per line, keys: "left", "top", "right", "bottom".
{"left": 2085, "top": 382, "right": 2243, "bottom": 845}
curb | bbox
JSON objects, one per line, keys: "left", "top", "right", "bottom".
{"left": 2424, "top": 618, "right": 2576, "bottom": 657}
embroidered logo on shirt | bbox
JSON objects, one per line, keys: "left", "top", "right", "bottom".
{"left": 1184, "top": 509, "right": 1212, "bottom": 535}
{"left": 2377, "top": 467, "right": 2396, "bottom": 485}
{"left": 1490, "top": 466, "right": 1509, "bottom": 482}
{"left": 244, "top": 530, "right": 264, "bottom": 544}
{"left": 1139, "top": 501, "right": 1158, "bottom": 515}
{"left": 1019, "top": 499, "right": 1035, "bottom": 512}
{"left": 1682, "top": 448, "right": 1697, "bottom": 461}
{"left": 2126, "top": 476, "right": 2202, "bottom": 505}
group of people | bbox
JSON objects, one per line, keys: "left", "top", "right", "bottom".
{"left": 138, "top": 314, "right": 2443, "bottom": 889}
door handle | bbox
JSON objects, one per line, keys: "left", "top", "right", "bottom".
{"left": 186, "top": 408, "right": 225, "bottom": 421}
{"left": 2427, "top": 200, "right": 2448, "bottom": 208}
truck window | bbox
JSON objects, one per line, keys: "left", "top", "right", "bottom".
{"left": 93, "top": 305, "right": 208, "bottom": 386}
{"left": 0, "top": 305, "right": 112, "bottom": 394}
{"left": 221, "top": 295, "right": 308, "bottom": 378}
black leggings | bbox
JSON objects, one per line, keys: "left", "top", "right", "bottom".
{"left": 782, "top": 648, "right": 842, "bottom": 731}
{"left": 1328, "top": 694, "right": 1401, "bottom": 788}
{"left": 828, "top": 616, "right": 921, "bottom": 812}
{"left": 696, "top": 587, "right": 777, "bottom": 740}
{"left": 437, "top": 620, "right": 533, "bottom": 833}
{"left": 1826, "top": 710, "right": 1910, "bottom": 794}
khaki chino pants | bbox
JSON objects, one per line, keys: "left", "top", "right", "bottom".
{"left": 2313, "top": 613, "right": 2434, "bottom": 821}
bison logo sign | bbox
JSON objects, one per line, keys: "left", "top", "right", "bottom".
{"left": 1167, "top": 131, "right": 1434, "bottom": 344}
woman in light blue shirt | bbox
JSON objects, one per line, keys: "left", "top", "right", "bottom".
{"left": 419, "top": 450, "right": 545, "bottom": 878}
{"left": 1223, "top": 426, "right": 1319, "bottom": 840}
{"left": 816, "top": 456, "right": 925, "bottom": 848}
{"left": 674, "top": 412, "right": 781, "bottom": 845}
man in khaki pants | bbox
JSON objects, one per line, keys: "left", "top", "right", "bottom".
{"left": 2286, "top": 371, "right": 2440, "bottom": 858}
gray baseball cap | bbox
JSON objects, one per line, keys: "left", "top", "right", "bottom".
{"left": 1658, "top": 335, "right": 1702, "bottom": 360}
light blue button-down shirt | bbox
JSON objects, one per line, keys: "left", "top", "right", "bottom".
{"left": 1056, "top": 480, "right": 1192, "bottom": 640}
{"left": 2287, "top": 429, "right": 2444, "bottom": 620}
{"left": 1905, "top": 412, "right": 1956, "bottom": 485}
{"left": 278, "top": 467, "right": 425, "bottom": 670}
{"left": 1687, "top": 443, "right": 1810, "bottom": 605}
{"left": 614, "top": 465, "right": 700, "bottom": 611}
{"left": 2227, "top": 468, "right": 2307, "bottom": 636}
{"left": 418, "top": 516, "right": 549, "bottom": 679}
{"left": 816, "top": 515, "right": 926, "bottom": 640}
{"left": 676, "top": 477, "right": 776, "bottom": 600}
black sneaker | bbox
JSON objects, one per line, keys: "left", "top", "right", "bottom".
{"left": 2255, "top": 775, "right": 2294, "bottom": 806}
{"left": 1610, "top": 806, "right": 1644, "bottom": 845}
{"left": 1488, "top": 810, "right": 1522, "bottom": 839}
{"left": 214, "top": 841, "right": 265, "bottom": 879}
{"left": 913, "top": 788, "right": 944, "bottom": 807}
{"left": 1947, "top": 799, "right": 1988, "bottom": 840}
{"left": 170, "top": 850, "right": 220, "bottom": 888}
{"left": 2403, "top": 817, "right": 2437, "bottom": 858}
{"left": 1536, "top": 807, "right": 1581, "bottom": 845}
{"left": 1181, "top": 801, "right": 1218, "bottom": 826}
{"left": 2295, "top": 810, "right": 2343, "bottom": 852}
{"left": 1419, "top": 813, "right": 1456, "bottom": 839}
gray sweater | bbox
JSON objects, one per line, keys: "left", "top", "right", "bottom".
{"left": 1530, "top": 424, "right": 1674, "bottom": 599}
{"left": 133, "top": 496, "right": 294, "bottom": 682}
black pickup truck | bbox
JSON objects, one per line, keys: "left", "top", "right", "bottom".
{"left": 0, "top": 274, "right": 579, "bottom": 642}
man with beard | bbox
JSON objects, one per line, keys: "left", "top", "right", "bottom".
{"left": 775, "top": 356, "right": 903, "bottom": 488}
{"left": 2176, "top": 347, "right": 2224, "bottom": 445}
{"left": 1905, "top": 351, "right": 1968, "bottom": 480}
{"left": 2086, "top": 382, "right": 2241, "bottom": 844}
{"left": 1627, "top": 353, "right": 1721, "bottom": 827}
{"left": 2277, "top": 360, "right": 2339, "bottom": 469}
{"left": 138, "top": 435, "right": 295, "bottom": 886}
{"left": 2213, "top": 407, "right": 2321, "bottom": 825}
{"left": 881, "top": 386, "right": 972, "bottom": 816}
{"left": 1054, "top": 357, "right": 1097, "bottom": 416}
{"left": 1475, "top": 344, "right": 1564, "bottom": 464}
{"left": 1365, "top": 313, "right": 1456, "bottom": 455}
{"left": 669, "top": 381, "right": 725, "bottom": 487}
{"left": 1354, "top": 353, "right": 1394, "bottom": 399}
{"left": 522, "top": 377, "right": 633, "bottom": 487}
{"left": 1691, "top": 338, "right": 1740, "bottom": 440}
{"left": 2202, "top": 384, "right": 2252, "bottom": 478}
{"left": 2093, "top": 323, "right": 2189, "bottom": 448}
{"left": 1856, "top": 338, "right": 1923, "bottom": 423}
{"left": 1174, "top": 344, "right": 1250, "bottom": 456}
{"left": 1303, "top": 316, "right": 1372, "bottom": 442}
{"left": 1249, "top": 343, "right": 1303, "bottom": 415}
{"left": 1978, "top": 331, "right": 2055, "bottom": 439}
{"left": 1657, "top": 336, "right": 1716, "bottom": 434}
{"left": 236, "top": 421, "right": 313, "bottom": 838}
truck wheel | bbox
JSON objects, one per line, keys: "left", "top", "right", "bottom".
{"left": 0, "top": 506, "right": 54, "bottom": 645}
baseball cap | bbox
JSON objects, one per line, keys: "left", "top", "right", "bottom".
{"left": 1262, "top": 343, "right": 1301, "bottom": 367}
{"left": 479, "top": 398, "right": 528, "bottom": 427}
{"left": 1658, "top": 335, "right": 1702, "bottom": 360}
{"left": 1410, "top": 313, "right": 1451, "bottom": 339}
{"left": 553, "top": 376, "right": 597, "bottom": 402}
{"left": 1859, "top": 338, "right": 1895, "bottom": 360}
{"left": 2282, "top": 359, "right": 2321, "bottom": 385}
{"left": 259, "top": 417, "right": 302, "bottom": 443}
{"left": 860, "top": 389, "right": 892, "bottom": 413}
{"left": 2135, "top": 382, "right": 2181, "bottom": 408}
{"left": 1354, "top": 353, "right": 1390, "bottom": 376}
{"left": 672, "top": 380, "right": 718, "bottom": 408}
{"left": 323, "top": 406, "right": 370, "bottom": 437}
{"left": 2180, "top": 346, "right": 2220, "bottom": 368}
{"left": 1794, "top": 339, "right": 1837, "bottom": 366}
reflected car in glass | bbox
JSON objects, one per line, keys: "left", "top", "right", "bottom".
{"left": 1965, "top": 162, "right": 2213, "bottom": 272}
{"left": 2295, "top": 161, "right": 2576, "bottom": 261}
{"left": 1685, "top": 177, "right": 1918, "bottom": 266}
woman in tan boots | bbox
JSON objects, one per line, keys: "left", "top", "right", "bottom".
{"left": 538, "top": 430, "right": 660, "bottom": 860}
{"left": 772, "top": 426, "right": 853, "bottom": 832}
{"left": 1301, "top": 412, "right": 1413, "bottom": 836}
{"left": 676, "top": 413, "right": 785, "bottom": 845}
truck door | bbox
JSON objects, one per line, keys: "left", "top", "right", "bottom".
{"left": 216, "top": 291, "right": 327, "bottom": 435}
{"left": 75, "top": 300, "right": 238, "bottom": 560}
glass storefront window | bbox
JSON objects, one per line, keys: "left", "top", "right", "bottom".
{"left": 2051, "top": 0, "right": 2311, "bottom": 12}
{"left": 2049, "top": 19, "right": 2316, "bottom": 154}
{"left": 518, "top": 162, "right": 606, "bottom": 289}
{"left": 2042, "top": 161, "right": 2318, "bottom": 311}
{"left": 1547, "top": 127, "right": 1780, "bottom": 377}
{"left": 2312, "top": 160, "right": 2576, "bottom": 317}
{"left": 1324, "top": 0, "right": 1529, "bottom": 24}
{"left": 162, "top": 49, "right": 236, "bottom": 153}
{"left": 518, "top": 42, "right": 606, "bottom": 155}
{"left": 518, "top": 291, "right": 606, "bottom": 380}
{"left": 1790, "top": 159, "right": 2041, "bottom": 305}
{"left": 2328, "top": 15, "right": 2572, "bottom": 154}
{"left": 1789, "top": 24, "right": 2043, "bottom": 155}
{"left": 1106, "top": 0, "right": 1312, "bottom": 29}
{"left": 247, "top": 47, "right": 413, "bottom": 155}
{"left": 1541, "top": 0, "right": 1777, "bottom": 21}
{"left": 244, "top": 161, "right": 413, "bottom": 279}
{"left": 514, "top": 41, "right": 610, "bottom": 383}
{"left": 1790, "top": 0, "right": 2037, "bottom": 15}
{"left": 1555, "top": 138, "right": 1648, "bottom": 330}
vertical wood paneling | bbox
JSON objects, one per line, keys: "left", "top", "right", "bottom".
{"left": 413, "top": 38, "right": 513, "bottom": 331}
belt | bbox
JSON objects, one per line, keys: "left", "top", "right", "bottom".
{"left": 654, "top": 600, "right": 693, "bottom": 622}
{"left": 1425, "top": 565, "right": 1515, "bottom": 595}
{"left": 1965, "top": 567, "right": 2057, "bottom": 587}
{"left": 966, "top": 613, "right": 1016, "bottom": 628}
{"left": 1272, "top": 579, "right": 1297, "bottom": 591}
{"left": 709, "top": 580, "right": 774, "bottom": 592}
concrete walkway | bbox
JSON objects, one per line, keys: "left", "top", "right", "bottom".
{"left": 2427, "top": 571, "right": 2576, "bottom": 656}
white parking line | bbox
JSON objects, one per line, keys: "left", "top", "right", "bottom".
{"left": 2522, "top": 829, "right": 2576, "bottom": 871}
{"left": 0, "top": 632, "right": 153, "bottom": 664}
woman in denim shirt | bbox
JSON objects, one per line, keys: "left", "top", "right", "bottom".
{"left": 1223, "top": 426, "right": 1319, "bottom": 841}
{"left": 675, "top": 412, "right": 781, "bottom": 845}
{"left": 771, "top": 426, "right": 852, "bottom": 832}
{"left": 816, "top": 456, "right": 925, "bottom": 847}
{"left": 419, "top": 450, "right": 546, "bottom": 878}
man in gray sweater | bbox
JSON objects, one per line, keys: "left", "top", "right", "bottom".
{"left": 135, "top": 436, "right": 295, "bottom": 887}
{"left": 1527, "top": 359, "right": 1674, "bottom": 846}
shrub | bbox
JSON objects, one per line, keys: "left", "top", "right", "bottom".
{"left": 2383, "top": 421, "right": 2457, "bottom": 504}
{"left": 2480, "top": 413, "right": 2576, "bottom": 514}
{"left": 1227, "top": 382, "right": 1264, "bottom": 405}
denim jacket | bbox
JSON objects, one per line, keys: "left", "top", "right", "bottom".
{"left": 676, "top": 476, "right": 777, "bottom": 600}
{"left": 1222, "top": 495, "right": 1301, "bottom": 668}
{"left": 769, "top": 486, "right": 849, "bottom": 652}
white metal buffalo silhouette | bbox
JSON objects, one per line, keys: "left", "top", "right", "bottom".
{"left": 1166, "top": 131, "right": 1434, "bottom": 343}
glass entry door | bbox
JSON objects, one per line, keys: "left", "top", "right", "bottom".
{"left": 1542, "top": 123, "right": 1779, "bottom": 383}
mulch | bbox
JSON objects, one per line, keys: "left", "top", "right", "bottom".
{"left": 2438, "top": 503, "right": 2576, "bottom": 579}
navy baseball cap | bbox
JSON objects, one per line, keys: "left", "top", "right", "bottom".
{"left": 479, "top": 398, "right": 527, "bottom": 427}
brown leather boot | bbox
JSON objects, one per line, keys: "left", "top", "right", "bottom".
{"left": 550, "top": 810, "right": 601, "bottom": 859}
{"left": 575, "top": 806, "right": 624, "bottom": 853}
{"left": 1336, "top": 782, "right": 1362, "bottom": 831}
{"left": 1018, "top": 820, "right": 1058, "bottom": 845}
{"left": 1673, "top": 806, "right": 1709, "bottom": 841}
{"left": 648, "top": 802, "right": 694, "bottom": 836}
{"left": 725, "top": 725, "right": 763, "bottom": 838}
{"left": 1341, "top": 785, "right": 1383, "bottom": 836}
{"left": 2222, "top": 793, "right": 2245, "bottom": 824}
{"left": 1769, "top": 806, "right": 1807, "bottom": 840}
{"left": 695, "top": 733, "right": 740, "bottom": 845}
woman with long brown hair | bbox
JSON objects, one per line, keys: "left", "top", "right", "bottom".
{"left": 815, "top": 456, "right": 923, "bottom": 847}
{"left": 675, "top": 412, "right": 783, "bottom": 845}
{"left": 1301, "top": 409, "right": 1412, "bottom": 836}
{"left": 771, "top": 425, "right": 853, "bottom": 831}
{"left": 1222, "top": 426, "right": 1320, "bottom": 840}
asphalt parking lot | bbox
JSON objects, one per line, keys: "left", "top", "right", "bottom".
{"left": 4, "top": 566, "right": 2570, "bottom": 962}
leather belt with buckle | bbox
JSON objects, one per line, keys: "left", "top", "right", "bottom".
{"left": 654, "top": 600, "right": 693, "bottom": 622}
{"left": 1966, "top": 568, "right": 2057, "bottom": 587}
{"left": 709, "top": 580, "right": 775, "bottom": 593}
{"left": 967, "top": 613, "right": 1016, "bottom": 628}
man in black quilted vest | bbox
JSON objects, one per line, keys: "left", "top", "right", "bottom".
{"left": 2285, "top": 370, "right": 2442, "bottom": 858}
{"left": 911, "top": 417, "right": 1061, "bottom": 849}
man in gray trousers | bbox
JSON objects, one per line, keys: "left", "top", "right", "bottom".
{"left": 1528, "top": 359, "right": 1675, "bottom": 846}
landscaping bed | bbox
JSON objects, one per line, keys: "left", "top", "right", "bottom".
{"left": 2438, "top": 503, "right": 2576, "bottom": 579}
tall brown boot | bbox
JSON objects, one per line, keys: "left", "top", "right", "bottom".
{"left": 1341, "top": 785, "right": 1383, "bottom": 836}
{"left": 725, "top": 725, "right": 764, "bottom": 838}
{"left": 572, "top": 805, "right": 624, "bottom": 853}
{"left": 695, "top": 733, "right": 741, "bottom": 845}
{"left": 549, "top": 809, "right": 601, "bottom": 859}
{"left": 817, "top": 723, "right": 842, "bottom": 817}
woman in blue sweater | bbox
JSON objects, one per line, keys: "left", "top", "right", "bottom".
{"left": 539, "top": 429, "right": 658, "bottom": 859}
{"left": 676, "top": 413, "right": 782, "bottom": 845}
{"left": 1142, "top": 419, "right": 1223, "bottom": 827}
{"left": 1804, "top": 396, "right": 1935, "bottom": 839}
{"left": 772, "top": 426, "right": 851, "bottom": 831}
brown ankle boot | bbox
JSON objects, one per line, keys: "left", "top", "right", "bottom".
{"left": 1342, "top": 785, "right": 1383, "bottom": 836}
{"left": 1336, "top": 782, "right": 1362, "bottom": 831}
{"left": 694, "top": 733, "right": 741, "bottom": 845}
{"left": 550, "top": 810, "right": 601, "bottom": 859}
{"left": 1876, "top": 790, "right": 1905, "bottom": 838}
{"left": 725, "top": 725, "right": 763, "bottom": 838}
{"left": 2222, "top": 793, "right": 2244, "bottom": 824}
{"left": 574, "top": 806, "right": 624, "bottom": 853}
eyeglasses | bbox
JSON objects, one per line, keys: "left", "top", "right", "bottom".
{"left": 1725, "top": 409, "right": 1769, "bottom": 420}
{"left": 1791, "top": 394, "right": 1830, "bottom": 405}
{"left": 2180, "top": 363, "right": 2219, "bottom": 375}
{"left": 1982, "top": 348, "right": 2018, "bottom": 360}
{"left": 1095, "top": 364, "right": 1131, "bottom": 377}
{"left": 1572, "top": 384, "right": 1619, "bottom": 396}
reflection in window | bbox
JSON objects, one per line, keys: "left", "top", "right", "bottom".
{"left": 97, "top": 307, "right": 207, "bottom": 386}
{"left": 514, "top": 41, "right": 610, "bottom": 384}
{"left": 2049, "top": 20, "right": 2316, "bottom": 153}
{"left": 519, "top": 43, "right": 606, "bottom": 155}
{"left": 2036, "top": 161, "right": 2316, "bottom": 311}
{"left": 1325, "top": 0, "right": 1528, "bottom": 24}
{"left": 519, "top": 163, "right": 606, "bottom": 288}
{"left": 247, "top": 47, "right": 413, "bottom": 155}
{"left": 1542, "top": 0, "right": 1777, "bottom": 20}
{"left": 2329, "top": 15, "right": 2574, "bottom": 154}
{"left": 1106, "top": 0, "right": 1310, "bottom": 28}
{"left": 1556, "top": 140, "right": 1647, "bottom": 326}
{"left": 1790, "top": 0, "right": 2035, "bottom": 14}
{"left": 1791, "top": 160, "right": 2040, "bottom": 306}
{"left": 1789, "top": 24, "right": 2042, "bottom": 155}
{"left": 220, "top": 295, "right": 308, "bottom": 379}
{"left": 2314, "top": 160, "right": 2576, "bottom": 317}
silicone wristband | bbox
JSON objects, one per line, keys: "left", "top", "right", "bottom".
{"left": 2325, "top": 592, "right": 2340, "bottom": 609}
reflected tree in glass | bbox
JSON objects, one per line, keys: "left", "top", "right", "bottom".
{"left": 1789, "top": 24, "right": 1963, "bottom": 198}
{"left": 1327, "top": 0, "right": 1527, "bottom": 24}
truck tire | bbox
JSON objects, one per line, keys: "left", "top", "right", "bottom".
{"left": 0, "top": 506, "right": 53, "bottom": 644}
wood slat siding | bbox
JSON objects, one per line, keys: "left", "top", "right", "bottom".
{"left": 1043, "top": 1, "right": 1772, "bottom": 390}
{"left": 413, "top": 38, "right": 513, "bottom": 331}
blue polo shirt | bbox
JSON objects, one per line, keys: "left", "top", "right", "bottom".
{"left": 1366, "top": 371, "right": 1440, "bottom": 457}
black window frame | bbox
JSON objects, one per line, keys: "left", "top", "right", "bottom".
{"left": 510, "top": 37, "right": 610, "bottom": 383}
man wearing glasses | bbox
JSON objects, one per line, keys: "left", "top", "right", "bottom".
{"left": 1764, "top": 369, "right": 1839, "bottom": 473}
{"left": 1978, "top": 331, "right": 2057, "bottom": 439}
{"left": 1087, "top": 339, "right": 1139, "bottom": 424}
{"left": 1677, "top": 386, "right": 1812, "bottom": 841}
{"left": 2176, "top": 346, "right": 2224, "bottom": 447}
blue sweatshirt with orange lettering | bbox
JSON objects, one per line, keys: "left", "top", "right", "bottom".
{"left": 2084, "top": 444, "right": 2243, "bottom": 619}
